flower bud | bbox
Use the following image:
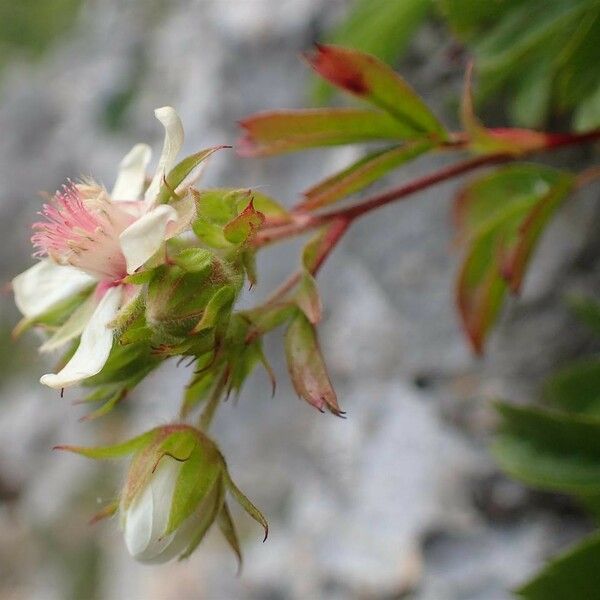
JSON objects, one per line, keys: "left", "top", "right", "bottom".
{"left": 56, "top": 424, "right": 268, "bottom": 565}
{"left": 122, "top": 454, "right": 211, "bottom": 563}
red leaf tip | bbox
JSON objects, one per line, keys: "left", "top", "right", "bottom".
{"left": 305, "top": 44, "right": 369, "bottom": 95}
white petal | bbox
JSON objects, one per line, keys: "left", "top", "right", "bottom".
{"left": 40, "top": 286, "right": 122, "bottom": 389}
{"left": 124, "top": 456, "right": 181, "bottom": 562}
{"left": 12, "top": 260, "right": 96, "bottom": 319}
{"left": 119, "top": 204, "right": 177, "bottom": 274}
{"left": 144, "top": 106, "right": 184, "bottom": 205}
{"left": 39, "top": 295, "right": 97, "bottom": 353}
{"left": 111, "top": 143, "right": 152, "bottom": 201}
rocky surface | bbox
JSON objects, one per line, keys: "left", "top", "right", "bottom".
{"left": 0, "top": 1, "right": 598, "bottom": 598}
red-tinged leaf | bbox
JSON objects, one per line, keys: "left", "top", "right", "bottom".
{"left": 295, "top": 270, "right": 322, "bottom": 324}
{"left": 155, "top": 146, "right": 228, "bottom": 204}
{"left": 501, "top": 173, "right": 574, "bottom": 292}
{"left": 300, "top": 141, "right": 433, "bottom": 210}
{"left": 223, "top": 199, "right": 265, "bottom": 245}
{"left": 237, "top": 108, "right": 416, "bottom": 157}
{"left": 456, "top": 204, "right": 531, "bottom": 354}
{"left": 302, "top": 228, "right": 329, "bottom": 273}
{"left": 454, "top": 164, "right": 567, "bottom": 241}
{"left": 305, "top": 44, "right": 447, "bottom": 137}
{"left": 284, "top": 312, "right": 343, "bottom": 415}
{"left": 461, "top": 64, "right": 548, "bottom": 155}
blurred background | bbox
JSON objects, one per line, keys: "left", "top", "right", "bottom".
{"left": 0, "top": 1, "right": 598, "bottom": 598}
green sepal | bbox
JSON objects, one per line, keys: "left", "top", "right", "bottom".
{"left": 166, "top": 439, "right": 224, "bottom": 535}
{"left": 122, "top": 270, "right": 155, "bottom": 285}
{"left": 224, "top": 470, "right": 268, "bottom": 541}
{"left": 13, "top": 288, "right": 93, "bottom": 339}
{"left": 54, "top": 429, "right": 157, "bottom": 460}
{"left": 240, "top": 302, "right": 296, "bottom": 340}
{"left": 223, "top": 199, "right": 265, "bottom": 245}
{"left": 180, "top": 370, "right": 216, "bottom": 418}
{"left": 218, "top": 501, "right": 243, "bottom": 572}
{"left": 109, "top": 290, "right": 145, "bottom": 338}
{"left": 155, "top": 146, "right": 228, "bottom": 205}
{"left": 180, "top": 475, "right": 225, "bottom": 560}
{"left": 172, "top": 248, "right": 214, "bottom": 274}
{"left": 191, "top": 285, "right": 236, "bottom": 334}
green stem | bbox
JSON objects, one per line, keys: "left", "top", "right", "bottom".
{"left": 198, "top": 367, "right": 229, "bottom": 431}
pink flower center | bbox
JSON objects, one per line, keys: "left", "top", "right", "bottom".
{"left": 32, "top": 181, "right": 137, "bottom": 282}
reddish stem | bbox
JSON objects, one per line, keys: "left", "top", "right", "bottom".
{"left": 252, "top": 127, "right": 599, "bottom": 304}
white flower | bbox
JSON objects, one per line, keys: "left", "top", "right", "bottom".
{"left": 13, "top": 107, "right": 189, "bottom": 390}
{"left": 121, "top": 455, "right": 205, "bottom": 564}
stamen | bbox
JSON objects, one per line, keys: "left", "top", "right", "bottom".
{"left": 32, "top": 181, "right": 136, "bottom": 281}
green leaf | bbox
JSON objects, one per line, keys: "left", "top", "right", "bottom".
{"left": 517, "top": 532, "right": 600, "bottom": 600}
{"left": 300, "top": 141, "right": 432, "bottom": 210}
{"left": 575, "top": 83, "right": 600, "bottom": 131}
{"left": 155, "top": 146, "right": 227, "bottom": 204}
{"left": 306, "top": 44, "right": 447, "bottom": 137}
{"left": 54, "top": 429, "right": 157, "bottom": 460}
{"left": 544, "top": 358, "right": 600, "bottom": 417}
{"left": 439, "top": 0, "right": 524, "bottom": 40}
{"left": 295, "top": 270, "right": 322, "bottom": 324}
{"left": 493, "top": 403, "right": 600, "bottom": 494}
{"left": 568, "top": 296, "right": 600, "bottom": 336}
{"left": 284, "top": 312, "right": 343, "bottom": 415}
{"left": 474, "top": 1, "right": 588, "bottom": 85}
{"left": 237, "top": 108, "right": 419, "bottom": 156}
{"left": 454, "top": 164, "right": 567, "bottom": 241}
{"left": 509, "top": 59, "right": 553, "bottom": 128}
{"left": 224, "top": 471, "right": 268, "bottom": 541}
{"left": 554, "top": 7, "right": 600, "bottom": 110}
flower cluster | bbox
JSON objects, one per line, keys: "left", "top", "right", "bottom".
{"left": 11, "top": 107, "right": 285, "bottom": 564}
